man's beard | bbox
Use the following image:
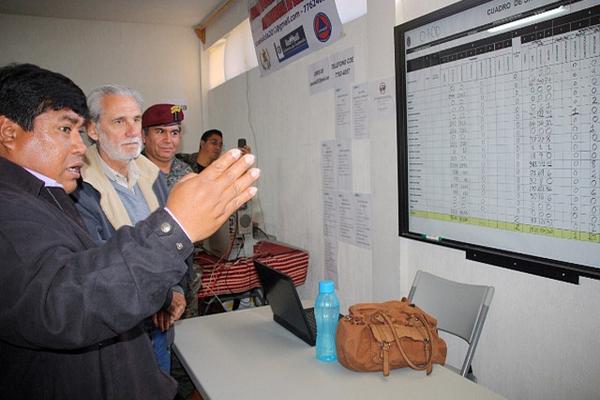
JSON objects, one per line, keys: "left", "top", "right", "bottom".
{"left": 97, "top": 126, "right": 142, "bottom": 162}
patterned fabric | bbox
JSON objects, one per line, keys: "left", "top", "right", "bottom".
{"left": 166, "top": 157, "right": 193, "bottom": 190}
{"left": 137, "top": 150, "right": 199, "bottom": 318}
{"left": 165, "top": 156, "right": 200, "bottom": 319}
{"left": 182, "top": 251, "right": 203, "bottom": 319}
{"left": 167, "top": 155, "right": 202, "bottom": 400}
{"left": 175, "top": 152, "right": 205, "bottom": 174}
{"left": 195, "top": 241, "right": 308, "bottom": 299}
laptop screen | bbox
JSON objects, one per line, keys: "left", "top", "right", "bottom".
{"left": 254, "top": 260, "right": 315, "bottom": 345}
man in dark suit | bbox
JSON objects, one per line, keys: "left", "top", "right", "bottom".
{"left": 0, "top": 63, "right": 259, "bottom": 399}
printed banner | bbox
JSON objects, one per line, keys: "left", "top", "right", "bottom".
{"left": 249, "top": 0, "right": 343, "bottom": 76}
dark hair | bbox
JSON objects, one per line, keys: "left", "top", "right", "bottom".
{"left": 201, "top": 129, "right": 223, "bottom": 142}
{"left": 0, "top": 63, "right": 89, "bottom": 131}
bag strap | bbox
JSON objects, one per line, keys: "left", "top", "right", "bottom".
{"left": 380, "top": 311, "right": 434, "bottom": 375}
{"left": 371, "top": 323, "right": 392, "bottom": 376}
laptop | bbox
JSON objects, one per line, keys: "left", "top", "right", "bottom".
{"left": 253, "top": 260, "right": 318, "bottom": 346}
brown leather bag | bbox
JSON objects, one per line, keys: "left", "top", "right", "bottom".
{"left": 336, "top": 298, "right": 447, "bottom": 376}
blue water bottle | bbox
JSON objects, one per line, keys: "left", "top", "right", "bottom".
{"left": 315, "top": 280, "right": 340, "bottom": 362}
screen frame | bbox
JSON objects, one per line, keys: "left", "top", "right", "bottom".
{"left": 394, "top": 0, "right": 600, "bottom": 284}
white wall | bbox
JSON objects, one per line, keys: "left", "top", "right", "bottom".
{"left": 206, "top": 1, "right": 600, "bottom": 399}
{"left": 0, "top": 13, "right": 203, "bottom": 152}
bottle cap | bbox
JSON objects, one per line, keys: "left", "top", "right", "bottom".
{"left": 319, "top": 280, "right": 335, "bottom": 293}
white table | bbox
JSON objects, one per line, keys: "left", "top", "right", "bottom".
{"left": 174, "top": 305, "right": 504, "bottom": 400}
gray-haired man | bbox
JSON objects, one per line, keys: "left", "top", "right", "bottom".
{"left": 73, "top": 85, "right": 186, "bottom": 374}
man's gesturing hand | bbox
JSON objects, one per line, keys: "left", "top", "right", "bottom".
{"left": 166, "top": 148, "right": 259, "bottom": 243}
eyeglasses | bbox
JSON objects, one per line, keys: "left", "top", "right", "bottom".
{"left": 207, "top": 139, "right": 223, "bottom": 147}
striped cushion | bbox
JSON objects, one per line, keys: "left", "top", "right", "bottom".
{"left": 196, "top": 241, "right": 309, "bottom": 299}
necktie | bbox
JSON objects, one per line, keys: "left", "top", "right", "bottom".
{"left": 42, "top": 186, "right": 86, "bottom": 229}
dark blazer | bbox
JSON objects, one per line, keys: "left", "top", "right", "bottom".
{"left": 0, "top": 156, "right": 193, "bottom": 399}
{"left": 72, "top": 172, "right": 195, "bottom": 311}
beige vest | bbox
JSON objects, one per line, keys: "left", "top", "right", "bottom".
{"left": 81, "top": 145, "right": 161, "bottom": 230}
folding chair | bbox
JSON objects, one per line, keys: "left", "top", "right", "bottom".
{"left": 407, "top": 270, "right": 494, "bottom": 382}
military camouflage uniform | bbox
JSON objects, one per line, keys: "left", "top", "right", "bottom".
{"left": 166, "top": 158, "right": 202, "bottom": 319}
{"left": 167, "top": 156, "right": 205, "bottom": 399}
{"left": 140, "top": 151, "right": 200, "bottom": 318}
{"left": 175, "top": 152, "right": 205, "bottom": 174}
{"left": 166, "top": 157, "right": 193, "bottom": 190}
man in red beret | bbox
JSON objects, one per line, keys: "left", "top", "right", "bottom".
{"left": 142, "top": 104, "right": 203, "bottom": 400}
{"left": 142, "top": 103, "right": 203, "bottom": 319}
{"left": 142, "top": 104, "right": 193, "bottom": 190}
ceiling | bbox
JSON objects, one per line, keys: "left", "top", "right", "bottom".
{"left": 0, "top": 0, "right": 224, "bottom": 28}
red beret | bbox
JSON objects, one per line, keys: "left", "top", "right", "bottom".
{"left": 142, "top": 104, "right": 184, "bottom": 128}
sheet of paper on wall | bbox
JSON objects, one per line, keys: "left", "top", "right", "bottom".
{"left": 249, "top": 0, "right": 343, "bottom": 77}
{"left": 335, "top": 140, "right": 352, "bottom": 192}
{"left": 321, "top": 140, "right": 337, "bottom": 192}
{"left": 335, "top": 85, "right": 351, "bottom": 140}
{"left": 308, "top": 57, "right": 332, "bottom": 95}
{"left": 337, "top": 191, "right": 355, "bottom": 244}
{"left": 324, "top": 238, "right": 338, "bottom": 285}
{"left": 353, "top": 193, "right": 372, "bottom": 249}
{"left": 369, "top": 77, "right": 395, "bottom": 120}
{"left": 352, "top": 83, "right": 369, "bottom": 139}
{"left": 330, "top": 47, "right": 355, "bottom": 87}
{"left": 351, "top": 140, "right": 370, "bottom": 194}
{"left": 322, "top": 191, "right": 338, "bottom": 239}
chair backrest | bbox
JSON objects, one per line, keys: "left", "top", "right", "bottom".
{"left": 407, "top": 270, "right": 494, "bottom": 377}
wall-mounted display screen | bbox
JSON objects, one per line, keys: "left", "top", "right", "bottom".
{"left": 395, "top": 0, "right": 600, "bottom": 282}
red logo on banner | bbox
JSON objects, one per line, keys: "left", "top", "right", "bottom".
{"left": 313, "top": 12, "right": 332, "bottom": 42}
